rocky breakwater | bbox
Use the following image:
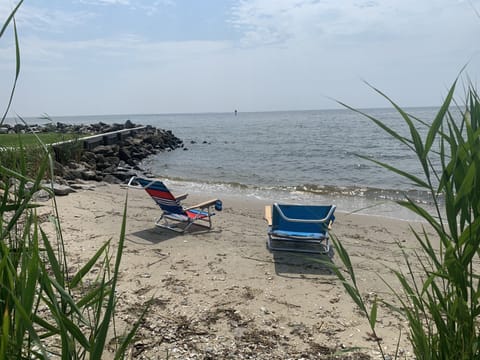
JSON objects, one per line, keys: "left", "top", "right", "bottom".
{"left": 52, "top": 120, "right": 183, "bottom": 184}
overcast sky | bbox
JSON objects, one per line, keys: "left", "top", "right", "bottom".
{"left": 1, "top": 0, "right": 480, "bottom": 117}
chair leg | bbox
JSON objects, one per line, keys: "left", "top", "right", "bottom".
{"left": 189, "top": 212, "right": 213, "bottom": 230}
{"left": 154, "top": 214, "right": 214, "bottom": 233}
{"left": 155, "top": 215, "right": 186, "bottom": 233}
{"left": 267, "top": 234, "right": 331, "bottom": 254}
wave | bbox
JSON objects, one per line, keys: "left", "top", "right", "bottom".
{"left": 294, "top": 183, "right": 442, "bottom": 205}
{"left": 160, "top": 175, "right": 441, "bottom": 206}
{"left": 158, "top": 177, "right": 441, "bottom": 222}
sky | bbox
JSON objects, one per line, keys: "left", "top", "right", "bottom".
{"left": 1, "top": 0, "right": 480, "bottom": 117}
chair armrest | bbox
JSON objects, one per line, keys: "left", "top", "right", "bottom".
{"left": 185, "top": 198, "right": 218, "bottom": 210}
{"left": 328, "top": 220, "right": 333, "bottom": 230}
{"left": 273, "top": 203, "right": 336, "bottom": 224}
{"left": 174, "top": 193, "right": 188, "bottom": 201}
{"left": 127, "top": 176, "right": 143, "bottom": 189}
{"left": 264, "top": 205, "right": 272, "bottom": 226}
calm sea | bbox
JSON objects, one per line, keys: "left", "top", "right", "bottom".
{"left": 23, "top": 107, "right": 446, "bottom": 220}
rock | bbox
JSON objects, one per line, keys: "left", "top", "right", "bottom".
{"left": 32, "top": 189, "right": 51, "bottom": 202}
{"left": 92, "top": 145, "right": 117, "bottom": 156}
{"left": 47, "top": 183, "right": 75, "bottom": 196}
{"left": 80, "top": 151, "right": 97, "bottom": 165}
{"left": 69, "top": 183, "right": 97, "bottom": 190}
{"left": 103, "top": 174, "right": 123, "bottom": 184}
{"left": 81, "top": 170, "right": 98, "bottom": 181}
{"left": 104, "top": 156, "right": 120, "bottom": 168}
{"left": 16, "top": 121, "right": 185, "bottom": 190}
{"left": 111, "top": 169, "right": 137, "bottom": 182}
{"left": 118, "top": 147, "right": 131, "bottom": 162}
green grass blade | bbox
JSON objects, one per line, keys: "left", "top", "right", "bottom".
{"left": 357, "top": 154, "right": 430, "bottom": 188}
{"left": 338, "top": 100, "right": 413, "bottom": 149}
{"left": 2, "top": 155, "right": 49, "bottom": 237}
{"left": 15, "top": 219, "right": 40, "bottom": 350}
{"left": 1, "top": 15, "right": 21, "bottom": 124}
{"left": 60, "top": 314, "right": 91, "bottom": 350}
{"left": 1, "top": 287, "right": 49, "bottom": 359}
{"left": 47, "top": 275, "right": 88, "bottom": 321}
{"left": 0, "top": 0, "right": 23, "bottom": 38}
{"left": 455, "top": 161, "right": 476, "bottom": 206}
{"left": 114, "top": 300, "right": 151, "bottom": 360}
{"left": 69, "top": 240, "right": 110, "bottom": 288}
{"left": 369, "top": 297, "right": 378, "bottom": 329}
{"left": 331, "top": 234, "right": 357, "bottom": 285}
{"left": 91, "top": 194, "right": 129, "bottom": 359}
{"left": 1, "top": 308, "right": 9, "bottom": 359}
{"left": 32, "top": 314, "right": 59, "bottom": 336}
{"left": 425, "top": 82, "right": 456, "bottom": 154}
{"left": 76, "top": 284, "right": 112, "bottom": 309}
{"left": 40, "top": 228, "right": 64, "bottom": 287}
{"left": 38, "top": 270, "right": 74, "bottom": 359}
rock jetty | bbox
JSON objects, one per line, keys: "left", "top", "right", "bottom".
{"left": 1, "top": 120, "right": 183, "bottom": 197}
{"left": 49, "top": 121, "right": 183, "bottom": 184}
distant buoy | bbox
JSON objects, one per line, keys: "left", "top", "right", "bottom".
{"left": 234, "top": 109, "right": 238, "bottom": 116}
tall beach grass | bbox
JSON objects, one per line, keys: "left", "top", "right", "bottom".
{"left": 1, "top": 2, "right": 143, "bottom": 358}
{"left": 332, "top": 81, "right": 480, "bottom": 359}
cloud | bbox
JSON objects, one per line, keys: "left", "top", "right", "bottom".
{"left": 135, "top": 0, "right": 175, "bottom": 16}
{"left": 230, "top": 0, "right": 384, "bottom": 46}
{"left": 0, "top": 3, "right": 96, "bottom": 34}
{"left": 15, "top": 32, "right": 232, "bottom": 77}
{"left": 76, "top": 0, "right": 174, "bottom": 15}
{"left": 230, "top": 0, "right": 480, "bottom": 48}
{"left": 3, "top": 0, "right": 480, "bottom": 116}
{"left": 77, "top": 0, "right": 131, "bottom": 5}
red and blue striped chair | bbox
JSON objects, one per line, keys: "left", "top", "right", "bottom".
{"left": 128, "top": 176, "right": 222, "bottom": 233}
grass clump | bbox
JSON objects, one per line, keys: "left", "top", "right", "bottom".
{"left": 331, "top": 81, "right": 480, "bottom": 359}
{"left": 0, "top": 2, "right": 144, "bottom": 358}
{"left": 0, "top": 132, "right": 78, "bottom": 147}
{"left": 0, "top": 145, "right": 46, "bottom": 179}
{"left": 0, "top": 128, "right": 84, "bottom": 177}
{"left": 0, "top": 150, "right": 145, "bottom": 359}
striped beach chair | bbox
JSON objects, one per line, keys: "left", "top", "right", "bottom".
{"left": 128, "top": 176, "right": 222, "bottom": 233}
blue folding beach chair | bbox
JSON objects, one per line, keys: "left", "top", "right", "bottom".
{"left": 128, "top": 176, "right": 222, "bottom": 233}
{"left": 264, "top": 203, "right": 336, "bottom": 254}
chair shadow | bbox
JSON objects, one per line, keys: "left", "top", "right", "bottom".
{"left": 128, "top": 224, "right": 216, "bottom": 244}
{"left": 271, "top": 250, "right": 334, "bottom": 278}
{"left": 128, "top": 228, "right": 177, "bottom": 244}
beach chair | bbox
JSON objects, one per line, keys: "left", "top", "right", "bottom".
{"left": 264, "top": 203, "right": 336, "bottom": 254}
{"left": 128, "top": 176, "right": 222, "bottom": 233}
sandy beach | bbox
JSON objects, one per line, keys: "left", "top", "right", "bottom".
{"left": 39, "top": 181, "right": 427, "bottom": 359}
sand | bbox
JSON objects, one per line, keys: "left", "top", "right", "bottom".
{"left": 39, "top": 181, "right": 429, "bottom": 359}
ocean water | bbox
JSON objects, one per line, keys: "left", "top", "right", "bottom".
{"left": 24, "top": 107, "right": 447, "bottom": 220}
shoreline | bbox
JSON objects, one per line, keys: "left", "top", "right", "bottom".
{"left": 149, "top": 177, "right": 432, "bottom": 223}
{"left": 39, "top": 181, "right": 428, "bottom": 359}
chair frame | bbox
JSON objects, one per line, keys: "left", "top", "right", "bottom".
{"left": 265, "top": 203, "right": 336, "bottom": 254}
{"left": 128, "top": 176, "right": 220, "bottom": 233}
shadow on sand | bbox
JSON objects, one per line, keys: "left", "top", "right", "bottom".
{"left": 127, "top": 224, "right": 218, "bottom": 245}
{"left": 271, "top": 249, "right": 334, "bottom": 278}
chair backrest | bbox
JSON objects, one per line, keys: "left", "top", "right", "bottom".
{"left": 271, "top": 204, "right": 335, "bottom": 234}
{"left": 134, "top": 177, "right": 185, "bottom": 215}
